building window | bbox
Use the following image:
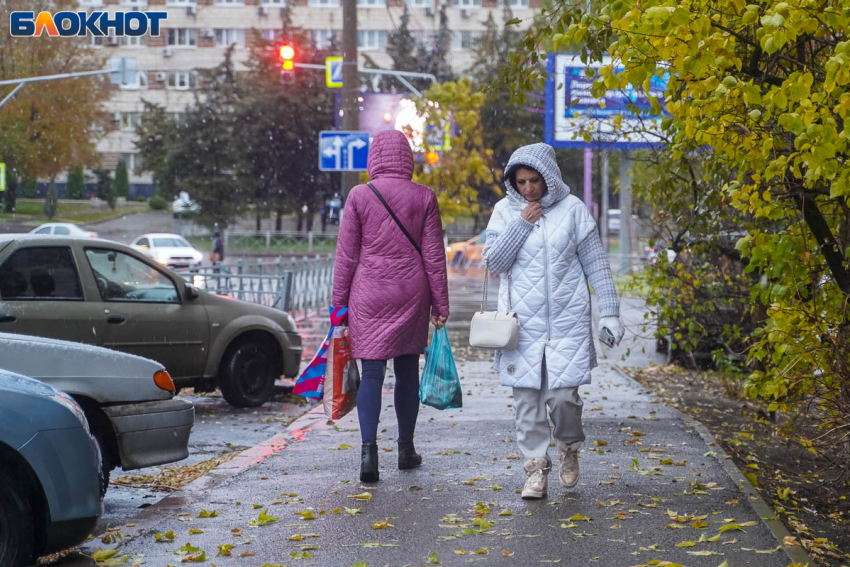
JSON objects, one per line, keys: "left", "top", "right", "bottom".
{"left": 507, "top": 0, "right": 528, "bottom": 6}
{"left": 357, "top": 30, "right": 386, "bottom": 51}
{"left": 357, "top": 0, "right": 386, "bottom": 6}
{"left": 309, "top": 0, "right": 339, "bottom": 7}
{"left": 452, "top": 30, "right": 480, "bottom": 50}
{"left": 120, "top": 35, "right": 146, "bottom": 47}
{"left": 167, "top": 28, "right": 198, "bottom": 47}
{"left": 120, "top": 113, "right": 143, "bottom": 131}
{"left": 214, "top": 0, "right": 245, "bottom": 4}
{"left": 261, "top": 29, "right": 283, "bottom": 41}
{"left": 121, "top": 154, "right": 142, "bottom": 175}
{"left": 167, "top": 71, "right": 198, "bottom": 90}
{"left": 310, "top": 29, "right": 339, "bottom": 49}
{"left": 262, "top": 0, "right": 287, "bottom": 4}
{"left": 78, "top": 0, "right": 104, "bottom": 5}
{"left": 407, "top": 0, "right": 429, "bottom": 5}
{"left": 215, "top": 29, "right": 245, "bottom": 47}
{"left": 121, "top": 0, "right": 148, "bottom": 7}
{"left": 454, "top": 0, "right": 480, "bottom": 6}
{"left": 120, "top": 71, "right": 148, "bottom": 90}
{"left": 167, "top": 0, "right": 197, "bottom": 4}
{"left": 91, "top": 35, "right": 104, "bottom": 47}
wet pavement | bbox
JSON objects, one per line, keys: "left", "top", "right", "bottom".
{"left": 56, "top": 270, "right": 801, "bottom": 567}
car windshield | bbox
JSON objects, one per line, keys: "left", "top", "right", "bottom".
{"left": 153, "top": 238, "right": 191, "bottom": 248}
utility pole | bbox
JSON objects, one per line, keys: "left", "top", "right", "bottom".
{"left": 340, "top": 0, "right": 359, "bottom": 200}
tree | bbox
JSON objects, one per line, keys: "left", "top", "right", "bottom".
{"left": 43, "top": 182, "right": 57, "bottom": 219}
{"left": 502, "top": 0, "right": 850, "bottom": 457}
{"left": 417, "top": 5, "right": 454, "bottom": 84}
{"left": 93, "top": 168, "right": 115, "bottom": 210}
{"left": 411, "top": 79, "right": 502, "bottom": 224}
{"left": 114, "top": 160, "right": 129, "bottom": 199}
{"left": 0, "top": 0, "right": 110, "bottom": 213}
{"left": 66, "top": 166, "right": 85, "bottom": 200}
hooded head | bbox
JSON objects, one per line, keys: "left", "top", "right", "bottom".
{"left": 503, "top": 143, "right": 570, "bottom": 209}
{"left": 367, "top": 130, "right": 414, "bottom": 181}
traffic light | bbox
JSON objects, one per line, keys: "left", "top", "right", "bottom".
{"left": 279, "top": 43, "right": 296, "bottom": 84}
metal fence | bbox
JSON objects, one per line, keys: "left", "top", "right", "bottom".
{"left": 176, "top": 255, "right": 334, "bottom": 321}
{"left": 224, "top": 231, "right": 338, "bottom": 253}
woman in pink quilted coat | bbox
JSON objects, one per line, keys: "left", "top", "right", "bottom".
{"left": 333, "top": 130, "right": 450, "bottom": 482}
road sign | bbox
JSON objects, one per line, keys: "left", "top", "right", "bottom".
{"left": 325, "top": 57, "right": 343, "bottom": 88}
{"left": 319, "top": 131, "right": 369, "bottom": 172}
{"left": 0, "top": 163, "right": 5, "bottom": 193}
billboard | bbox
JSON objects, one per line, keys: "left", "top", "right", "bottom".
{"left": 545, "top": 53, "right": 668, "bottom": 149}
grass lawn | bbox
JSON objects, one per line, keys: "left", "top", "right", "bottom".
{"left": 0, "top": 200, "right": 147, "bottom": 224}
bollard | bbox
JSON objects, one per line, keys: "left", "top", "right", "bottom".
{"left": 237, "top": 259, "right": 244, "bottom": 301}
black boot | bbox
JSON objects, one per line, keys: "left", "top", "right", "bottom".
{"left": 360, "top": 443, "right": 379, "bottom": 482}
{"left": 398, "top": 441, "right": 422, "bottom": 470}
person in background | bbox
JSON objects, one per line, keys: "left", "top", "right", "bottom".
{"left": 333, "top": 130, "right": 450, "bottom": 483}
{"left": 211, "top": 229, "right": 225, "bottom": 266}
{"left": 483, "top": 143, "right": 625, "bottom": 499}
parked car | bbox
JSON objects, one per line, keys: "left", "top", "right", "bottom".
{"left": 0, "top": 234, "right": 303, "bottom": 407}
{"left": 172, "top": 191, "right": 201, "bottom": 216}
{"left": 131, "top": 233, "right": 203, "bottom": 269}
{"left": 0, "top": 332, "right": 194, "bottom": 495}
{"left": 29, "top": 223, "right": 97, "bottom": 238}
{"left": 0, "top": 369, "right": 102, "bottom": 567}
{"left": 445, "top": 231, "right": 486, "bottom": 267}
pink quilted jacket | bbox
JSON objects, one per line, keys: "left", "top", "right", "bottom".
{"left": 332, "top": 130, "right": 450, "bottom": 360}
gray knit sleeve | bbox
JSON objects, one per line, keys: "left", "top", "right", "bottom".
{"left": 577, "top": 230, "right": 620, "bottom": 317}
{"left": 483, "top": 217, "right": 534, "bottom": 274}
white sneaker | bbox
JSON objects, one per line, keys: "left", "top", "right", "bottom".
{"left": 557, "top": 441, "right": 581, "bottom": 488}
{"left": 521, "top": 457, "right": 550, "bottom": 499}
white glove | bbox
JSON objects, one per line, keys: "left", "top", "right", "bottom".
{"left": 599, "top": 316, "right": 625, "bottom": 347}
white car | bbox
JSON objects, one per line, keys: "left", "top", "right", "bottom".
{"left": 30, "top": 223, "right": 97, "bottom": 238}
{"left": 172, "top": 191, "right": 201, "bottom": 215}
{"left": 131, "top": 232, "right": 203, "bottom": 269}
{"left": 0, "top": 332, "right": 194, "bottom": 495}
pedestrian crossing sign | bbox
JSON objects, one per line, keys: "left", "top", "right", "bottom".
{"left": 326, "top": 56, "right": 343, "bottom": 89}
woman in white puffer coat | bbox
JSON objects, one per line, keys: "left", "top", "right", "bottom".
{"left": 484, "top": 143, "right": 625, "bottom": 499}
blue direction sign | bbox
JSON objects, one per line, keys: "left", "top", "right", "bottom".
{"left": 319, "top": 131, "right": 369, "bottom": 172}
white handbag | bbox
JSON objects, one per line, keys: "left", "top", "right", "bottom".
{"left": 469, "top": 262, "right": 520, "bottom": 350}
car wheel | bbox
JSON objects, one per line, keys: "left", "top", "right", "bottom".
{"left": 92, "top": 431, "right": 112, "bottom": 498}
{"left": 219, "top": 340, "right": 276, "bottom": 408}
{"left": 0, "top": 467, "right": 34, "bottom": 567}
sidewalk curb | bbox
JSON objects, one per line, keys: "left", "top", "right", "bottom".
{"left": 612, "top": 367, "right": 815, "bottom": 566}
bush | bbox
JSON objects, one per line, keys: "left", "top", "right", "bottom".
{"left": 149, "top": 195, "right": 167, "bottom": 210}
{"left": 66, "top": 166, "right": 85, "bottom": 199}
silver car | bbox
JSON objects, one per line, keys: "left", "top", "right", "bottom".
{"left": 0, "top": 332, "right": 194, "bottom": 494}
{"left": 0, "top": 369, "right": 102, "bottom": 567}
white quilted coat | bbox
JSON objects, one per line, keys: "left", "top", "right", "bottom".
{"left": 487, "top": 144, "right": 598, "bottom": 390}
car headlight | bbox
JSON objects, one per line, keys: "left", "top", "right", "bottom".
{"left": 445, "top": 246, "right": 452, "bottom": 253}
{"left": 49, "top": 393, "right": 90, "bottom": 434}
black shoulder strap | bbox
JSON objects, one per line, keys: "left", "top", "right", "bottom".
{"left": 366, "top": 182, "right": 422, "bottom": 257}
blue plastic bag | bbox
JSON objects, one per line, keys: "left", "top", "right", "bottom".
{"left": 420, "top": 327, "right": 462, "bottom": 410}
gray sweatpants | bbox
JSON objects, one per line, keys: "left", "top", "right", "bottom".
{"left": 512, "top": 356, "right": 585, "bottom": 464}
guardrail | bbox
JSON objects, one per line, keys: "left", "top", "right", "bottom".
{"left": 175, "top": 255, "right": 334, "bottom": 321}
{"left": 225, "top": 231, "right": 338, "bottom": 253}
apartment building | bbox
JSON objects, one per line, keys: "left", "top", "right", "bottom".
{"left": 85, "top": 0, "right": 537, "bottom": 196}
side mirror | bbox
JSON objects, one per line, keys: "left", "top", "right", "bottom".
{"left": 185, "top": 283, "right": 200, "bottom": 300}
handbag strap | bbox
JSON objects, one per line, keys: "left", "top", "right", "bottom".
{"left": 481, "top": 259, "right": 512, "bottom": 313}
{"left": 366, "top": 182, "right": 422, "bottom": 257}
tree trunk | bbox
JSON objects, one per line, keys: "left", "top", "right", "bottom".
{"left": 275, "top": 208, "right": 283, "bottom": 232}
{"left": 306, "top": 211, "right": 314, "bottom": 232}
{"left": 793, "top": 190, "right": 850, "bottom": 298}
{"left": 4, "top": 173, "right": 17, "bottom": 213}
{"left": 296, "top": 213, "right": 304, "bottom": 232}
{"left": 255, "top": 209, "right": 261, "bottom": 232}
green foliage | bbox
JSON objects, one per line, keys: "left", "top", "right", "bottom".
{"left": 148, "top": 194, "right": 167, "bottom": 211}
{"left": 19, "top": 177, "right": 38, "bottom": 198}
{"left": 506, "top": 0, "right": 850, "bottom": 455}
{"left": 43, "top": 182, "right": 57, "bottom": 219}
{"left": 66, "top": 166, "right": 85, "bottom": 200}
{"left": 136, "top": 42, "right": 335, "bottom": 229}
{"left": 93, "top": 168, "right": 115, "bottom": 210}
{"left": 411, "top": 79, "right": 502, "bottom": 225}
{"left": 114, "top": 160, "right": 129, "bottom": 198}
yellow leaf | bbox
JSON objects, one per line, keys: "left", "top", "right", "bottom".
{"left": 348, "top": 492, "right": 373, "bottom": 500}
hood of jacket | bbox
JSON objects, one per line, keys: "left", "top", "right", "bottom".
{"left": 504, "top": 143, "right": 570, "bottom": 210}
{"left": 367, "top": 130, "right": 414, "bottom": 181}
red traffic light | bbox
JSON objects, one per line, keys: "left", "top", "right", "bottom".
{"left": 279, "top": 44, "right": 295, "bottom": 60}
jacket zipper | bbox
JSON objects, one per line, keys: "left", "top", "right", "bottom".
{"left": 540, "top": 215, "right": 552, "bottom": 346}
